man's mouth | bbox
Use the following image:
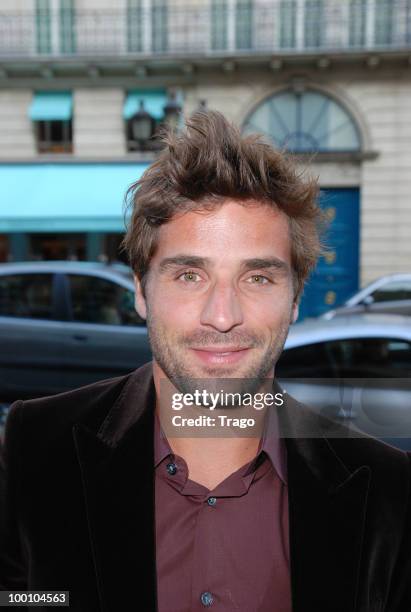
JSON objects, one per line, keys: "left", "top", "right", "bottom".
{"left": 190, "top": 346, "right": 251, "bottom": 365}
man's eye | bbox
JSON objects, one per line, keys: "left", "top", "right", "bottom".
{"left": 247, "top": 274, "right": 270, "bottom": 285}
{"left": 178, "top": 271, "right": 201, "bottom": 283}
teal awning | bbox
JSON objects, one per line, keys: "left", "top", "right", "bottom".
{"left": 123, "top": 89, "right": 167, "bottom": 121}
{"left": 29, "top": 91, "right": 73, "bottom": 121}
{"left": 0, "top": 163, "right": 149, "bottom": 232}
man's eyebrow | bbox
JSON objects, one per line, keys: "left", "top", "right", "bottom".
{"left": 241, "top": 258, "right": 291, "bottom": 274}
{"left": 158, "top": 255, "right": 212, "bottom": 272}
{"left": 158, "top": 255, "right": 290, "bottom": 274}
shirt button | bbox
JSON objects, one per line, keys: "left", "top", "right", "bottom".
{"left": 200, "top": 591, "right": 214, "bottom": 607}
{"left": 166, "top": 462, "right": 177, "bottom": 475}
{"left": 207, "top": 496, "right": 217, "bottom": 506}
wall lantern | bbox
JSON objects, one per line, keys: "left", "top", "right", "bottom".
{"left": 130, "top": 100, "right": 153, "bottom": 145}
{"left": 163, "top": 90, "right": 182, "bottom": 129}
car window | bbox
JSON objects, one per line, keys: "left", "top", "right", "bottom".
{"left": 68, "top": 274, "right": 145, "bottom": 326}
{"left": 276, "top": 342, "right": 341, "bottom": 378}
{"left": 336, "top": 337, "right": 411, "bottom": 377}
{"left": 371, "top": 280, "right": 411, "bottom": 303}
{"left": 277, "top": 337, "right": 411, "bottom": 379}
{"left": 0, "top": 273, "right": 54, "bottom": 319}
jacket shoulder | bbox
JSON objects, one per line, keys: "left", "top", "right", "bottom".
{"left": 5, "top": 371, "right": 135, "bottom": 444}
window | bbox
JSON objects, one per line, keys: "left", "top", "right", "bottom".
{"left": 0, "top": 235, "right": 8, "bottom": 263}
{"left": 243, "top": 89, "right": 361, "bottom": 153}
{"left": 276, "top": 342, "right": 341, "bottom": 378}
{"left": 337, "top": 337, "right": 411, "bottom": 378}
{"left": 29, "top": 234, "right": 86, "bottom": 261}
{"left": 0, "top": 274, "right": 54, "bottom": 319}
{"left": 375, "top": 0, "right": 393, "bottom": 46}
{"left": 152, "top": 0, "right": 168, "bottom": 52}
{"left": 127, "top": 0, "right": 144, "bottom": 53}
{"left": 279, "top": 0, "right": 297, "bottom": 49}
{"left": 277, "top": 337, "right": 411, "bottom": 379}
{"left": 69, "top": 275, "right": 145, "bottom": 326}
{"left": 36, "top": 0, "right": 52, "bottom": 54}
{"left": 349, "top": 0, "right": 367, "bottom": 47}
{"left": 60, "top": 0, "right": 76, "bottom": 54}
{"left": 29, "top": 91, "right": 73, "bottom": 153}
{"left": 211, "top": 0, "right": 228, "bottom": 50}
{"left": 236, "top": 0, "right": 253, "bottom": 50}
{"left": 127, "top": 0, "right": 169, "bottom": 54}
{"left": 372, "top": 281, "right": 411, "bottom": 303}
{"left": 29, "top": 91, "right": 73, "bottom": 154}
{"left": 36, "top": 120, "right": 73, "bottom": 153}
{"left": 104, "top": 234, "right": 130, "bottom": 265}
{"left": 304, "top": 0, "right": 324, "bottom": 48}
{"left": 35, "top": 0, "right": 76, "bottom": 55}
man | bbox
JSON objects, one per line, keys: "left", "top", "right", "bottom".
{"left": 1, "top": 111, "right": 410, "bottom": 611}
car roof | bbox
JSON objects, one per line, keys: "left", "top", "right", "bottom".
{"left": 346, "top": 273, "right": 411, "bottom": 305}
{"left": 285, "top": 313, "right": 411, "bottom": 348}
{"left": 0, "top": 261, "right": 134, "bottom": 286}
{"left": 0, "top": 260, "right": 127, "bottom": 271}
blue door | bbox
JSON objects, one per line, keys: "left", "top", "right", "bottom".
{"left": 298, "top": 188, "right": 360, "bottom": 320}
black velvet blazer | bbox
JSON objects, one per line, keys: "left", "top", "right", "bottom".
{"left": 1, "top": 362, "right": 410, "bottom": 611}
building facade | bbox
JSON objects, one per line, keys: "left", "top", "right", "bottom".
{"left": 0, "top": 0, "right": 410, "bottom": 317}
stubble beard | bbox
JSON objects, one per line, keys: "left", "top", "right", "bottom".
{"left": 146, "top": 306, "right": 292, "bottom": 400}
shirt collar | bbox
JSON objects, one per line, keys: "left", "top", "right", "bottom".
{"left": 251, "top": 402, "right": 288, "bottom": 485}
{"left": 154, "top": 403, "right": 287, "bottom": 485}
{"left": 154, "top": 409, "right": 172, "bottom": 468}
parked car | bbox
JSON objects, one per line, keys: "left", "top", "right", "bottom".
{"left": 277, "top": 313, "right": 411, "bottom": 450}
{"left": 0, "top": 261, "right": 151, "bottom": 398}
{"left": 321, "top": 274, "right": 411, "bottom": 319}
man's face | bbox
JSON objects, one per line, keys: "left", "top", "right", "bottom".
{"left": 134, "top": 200, "right": 298, "bottom": 386}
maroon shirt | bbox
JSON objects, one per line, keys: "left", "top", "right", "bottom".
{"left": 154, "top": 407, "right": 292, "bottom": 612}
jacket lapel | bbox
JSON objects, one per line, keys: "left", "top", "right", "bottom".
{"left": 279, "top": 392, "right": 371, "bottom": 612}
{"left": 73, "top": 363, "right": 157, "bottom": 612}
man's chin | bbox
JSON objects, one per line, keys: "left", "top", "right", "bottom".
{"left": 171, "top": 374, "right": 271, "bottom": 405}
{"left": 183, "top": 359, "right": 256, "bottom": 380}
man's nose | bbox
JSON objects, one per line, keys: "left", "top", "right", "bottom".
{"left": 199, "top": 282, "right": 244, "bottom": 332}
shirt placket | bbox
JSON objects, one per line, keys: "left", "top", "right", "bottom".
{"left": 190, "top": 489, "right": 224, "bottom": 611}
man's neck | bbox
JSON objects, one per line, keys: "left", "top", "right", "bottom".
{"left": 165, "top": 429, "right": 261, "bottom": 491}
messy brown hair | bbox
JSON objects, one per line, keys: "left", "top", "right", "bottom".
{"left": 122, "top": 110, "right": 324, "bottom": 301}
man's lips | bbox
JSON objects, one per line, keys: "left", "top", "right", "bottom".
{"left": 190, "top": 346, "right": 251, "bottom": 365}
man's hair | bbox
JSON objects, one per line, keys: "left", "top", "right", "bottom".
{"left": 122, "top": 110, "right": 324, "bottom": 300}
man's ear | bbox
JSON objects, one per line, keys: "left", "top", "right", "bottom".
{"left": 134, "top": 275, "right": 147, "bottom": 320}
{"left": 291, "top": 301, "right": 299, "bottom": 324}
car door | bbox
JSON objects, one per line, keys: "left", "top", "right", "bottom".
{"left": 60, "top": 273, "right": 152, "bottom": 391}
{"left": 0, "top": 272, "right": 66, "bottom": 398}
